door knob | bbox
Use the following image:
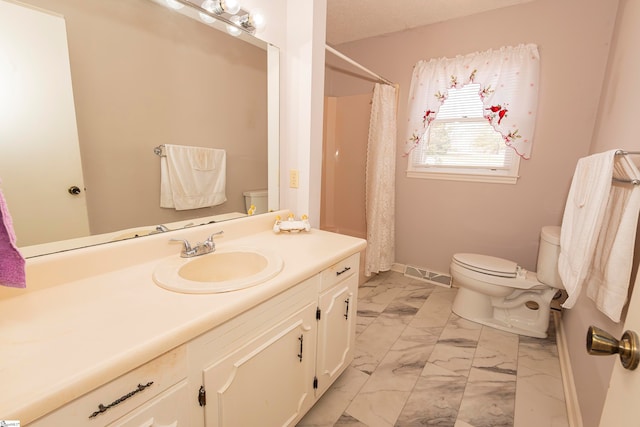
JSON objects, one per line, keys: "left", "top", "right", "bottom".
{"left": 586, "top": 325, "right": 639, "bottom": 370}
{"left": 68, "top": 186, "right": 82, "bottom": 195}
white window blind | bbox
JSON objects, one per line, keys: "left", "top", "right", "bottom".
{"left": 408, "top": 84, "right": 520, "bottom": 183}
{"left": 404, "top": 44, "right": 540, "bottom": 184}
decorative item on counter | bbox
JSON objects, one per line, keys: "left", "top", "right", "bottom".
{"left": 273, "top": 214, "right": 311, "bottom": 233}
{"left": 247, "top": 204, "right": 256, "bottom": 215}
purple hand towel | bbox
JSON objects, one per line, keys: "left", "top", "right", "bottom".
{"left": 0, "top": 186, "right": 25, "bottom": 288}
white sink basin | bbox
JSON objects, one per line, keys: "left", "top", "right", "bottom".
{"left": 153, "top": 246, "right": 284, "bottom": 293}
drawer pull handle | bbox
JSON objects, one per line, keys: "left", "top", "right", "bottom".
{"left": 88, "top": 381, "right": 154, "bottom": 419}
{"left": 344, "top": 297, "right": 350, "bottom": 320}
{"left": 298, "top": 334, "right": 304, "bottom": 362}
{"left": 336, "top": 266, "right": 351, "bottom": 276}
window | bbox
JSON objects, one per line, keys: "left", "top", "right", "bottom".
{"left": 407, "top": 83, "right": 520, "bottom": 183}
{"left": 404, "top": 44, "right": 540, "bottom": 184}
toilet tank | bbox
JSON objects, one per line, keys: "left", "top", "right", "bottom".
{"left": 243, "top": 189, "right": 268, "bottom": 214}
{"left": 536, "top": 226, "right": 563, "bottom": 288}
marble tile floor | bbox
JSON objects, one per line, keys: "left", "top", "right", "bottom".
{"left": 297, "top": 271, "right": 568, "bottom": 427}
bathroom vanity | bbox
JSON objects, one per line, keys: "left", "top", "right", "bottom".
{"left": 0, "top": 211, "right": 366, "bottom": 426}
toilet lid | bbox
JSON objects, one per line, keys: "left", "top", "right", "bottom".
{"left": 452, "top": 253, "right": 519, "bottom": 278}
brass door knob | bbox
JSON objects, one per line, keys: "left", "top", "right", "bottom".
{"left": 586, "top": 325, "right": 639, "bottom": 370}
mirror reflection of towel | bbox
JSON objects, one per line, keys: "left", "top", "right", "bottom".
{"left": 0, "top": 185, "right": 25, "bottom": 288}
{"left": 160, "top": 144, "right": 227, "bottom": 210}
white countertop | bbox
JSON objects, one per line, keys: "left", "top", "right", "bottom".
{"left": 0, "top": 211, "right": 366, "bottom": 423}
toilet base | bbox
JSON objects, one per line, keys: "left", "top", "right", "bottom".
{"left": 452, "top": 286, "right": 557, "bottom": 339}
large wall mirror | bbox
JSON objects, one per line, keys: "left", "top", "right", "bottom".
{"left": 0, "top": 0, "right": 279, "bottom": 258}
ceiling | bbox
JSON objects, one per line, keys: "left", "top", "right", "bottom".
{"left": 326, "top": 0, "right": 533, "bottom": 45}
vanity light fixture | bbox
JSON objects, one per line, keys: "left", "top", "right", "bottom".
{"left": 228, "top": 12, "right": 266, "bottom": 34}
{"left": 208, "top": 0, "right": 241, "bottom": 15}
{"left": 226, "top": 16, "right": 243, "bottom": 37}
{"left": 163, "top": 0, "right": 265, "bottom": 36}
{"left": 199, "top": 0, "right": 217, "bottom": 23}
{"left": 251, "top": 12, "right": 266, "bottom": 32}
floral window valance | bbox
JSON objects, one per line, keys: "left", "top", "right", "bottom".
{"left": 404, "top": 44, "right": 540, "bottom": 160}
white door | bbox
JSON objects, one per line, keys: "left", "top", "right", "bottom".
{"left": 0, "top": 0, "right": 89, "bottom": 247}
{"left": 598, "top": 272, "right": 640, "bottom": 425}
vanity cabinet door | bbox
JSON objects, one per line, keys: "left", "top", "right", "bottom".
{"left": 202, "top": 302, "right": 317, "bottom": 427}
{"left": 315, "top": 273, "right": 358, "bottom": 396}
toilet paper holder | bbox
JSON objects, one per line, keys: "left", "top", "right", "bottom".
{"left": 587, "top": 325, "right": 639, "bottom": 370}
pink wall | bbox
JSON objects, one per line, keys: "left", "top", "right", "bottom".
{"left": 329, "top": 0, "right": 618, "bottom": 274}
{"left": 325, "top": 0, "right": 621, "bottom": 424}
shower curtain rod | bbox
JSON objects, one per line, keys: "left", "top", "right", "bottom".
{"left": 325, "top": 44, "right": 395, "bottom": 86}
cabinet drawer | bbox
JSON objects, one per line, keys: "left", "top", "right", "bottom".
{"left": 320, "top": 253, "right": 359, "bottom": 291}
{"left": 106, "top": 380, "right": 189, "bottom": 427}
{"left": 29, "top": 346, "right": 187, "bottom": 427}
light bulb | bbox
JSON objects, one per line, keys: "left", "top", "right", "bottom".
{"left": 250, "top": 11, "right": 266, "bottom": 32}
{"left": 226, "top": 15, "right": 242, "bottom": 37}
{"left": 199, "top": 0, "right": 217, "bottom": 23}
{"left": 222, "top": 0, "right": 241, "bottom": 14}
{"left": 165, "top": 0, "right": 184, "bottom": 9}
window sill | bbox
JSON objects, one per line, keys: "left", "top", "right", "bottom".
{"left": 406, "top": 170, "right": 519, "bottom": 184}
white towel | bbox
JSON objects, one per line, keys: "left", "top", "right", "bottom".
{"left": 584, "top": 154, "right": 640, "bottom": 321}
{"left": 559, "top": 150, "right": 617, "bottom": 309}
{"left": 160, "top": 144, "right": 227, "bottom": 210}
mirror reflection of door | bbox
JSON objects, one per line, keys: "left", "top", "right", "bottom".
{"left": 0, "top": 0, "right": 89, "bottom": 247}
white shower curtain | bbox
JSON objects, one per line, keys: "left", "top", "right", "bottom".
{"left": 365, "top": 83, "right": 397, "bottom": 276}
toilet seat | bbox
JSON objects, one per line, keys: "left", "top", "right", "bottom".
{"left": 451, "top": 253, "right": 545, "bottom": 291}
{"left": 452, "top": 253, "right": 518, "bottom": 278}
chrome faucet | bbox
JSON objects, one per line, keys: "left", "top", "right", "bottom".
{"left": 171, "top": 231, "right": 223, "bottom": 258}
{"left": 148, "top": 224, "right": 170, "bottom": 235}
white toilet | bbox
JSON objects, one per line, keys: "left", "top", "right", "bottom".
{"left": 243, "top": 189, "right": 268, "bottom": 214}
{"left": 449, "top": 226, "right": 563, "bottom": 338}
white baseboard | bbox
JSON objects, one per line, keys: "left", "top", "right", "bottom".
{"left": 554, "top": 311, "right": 583, "bottom": 427}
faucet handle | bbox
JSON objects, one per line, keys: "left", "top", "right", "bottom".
{"left": 204, "top": 231, "right": 224, "bottom": 250}
{"left": 205, "top": 230, "right": 224, "bottom": 244}
{"left": 170, "top": 238, "right": 193, "bottom": 257}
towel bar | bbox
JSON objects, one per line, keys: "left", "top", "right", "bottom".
{"left": 615, "top": 150, "right": 640, "bottom": 156}
{"left": 154, "top": 145, "right": 166, "bottom": 157}
{"left": 613, "top": 177, "right": 640, "bottom": 185}
{"left": 613, "top": 150, "right": 640, "bottom": 184}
